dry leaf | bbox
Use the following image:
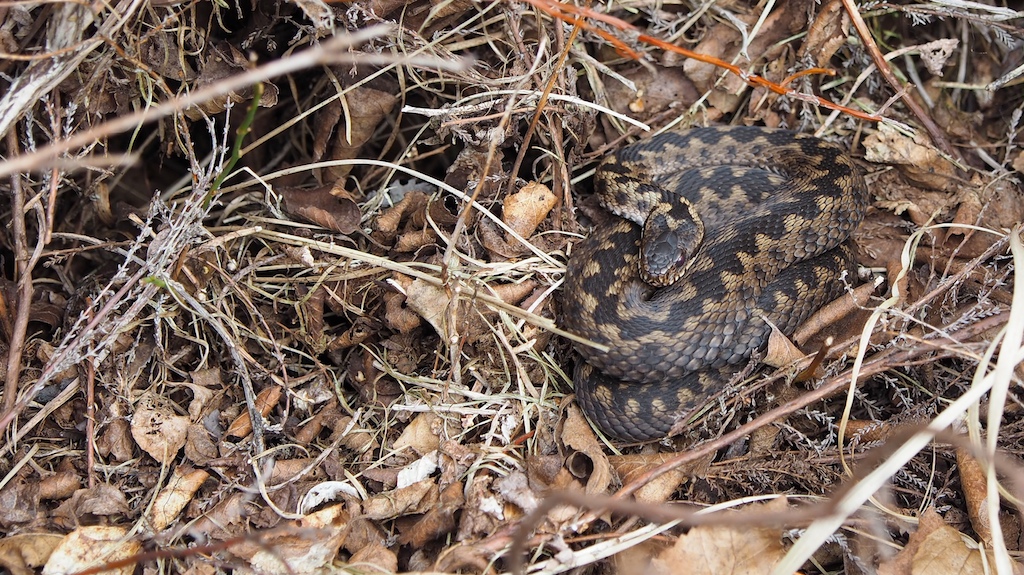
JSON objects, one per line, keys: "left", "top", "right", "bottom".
{"left": 398, "top": 480, "right": 464, "bottom": 547}
{"left": 349, "top": 543, "right": 399, "bottom": 573}
{"left": 503, "top": 181, "right": 557, "bottom": 241}
{"left": 0, "top": 533, "right": 63, "bottom": 575}
{"left": 52, "top": 485, "right": 131, "bottom": 527}
{"left": 148, "top": 466, "right": 210, "bottom": 530}
{"left": 651, "top": 498, "right": 790, "bottom": 575}
{"left": 956, "top": 448, "right": 992, "bottom": 544}
{"left": 37, "top": 472, "right": 80, "bottom": 501}
{"left": 362, "top": 478, "right": 438, "bottom": 520}
{"left": 393, "top": 412, "right": 443, "bottom": 457}
{"left": 131, "top": 393, "right": 189, "bottom": 465}
{"left": 764, "top": 322, "right": 807, "bottom": 369}
{"left": 878, "top": 508, "right": 1024, "bottom": 575}
{"left": 96, "top": 416, "right": 135, "bottom": 463}
{"left": 321, "top": 85, "right": 399, "bottom": 182}
{"left": 608, "top": 453, "right": 712, "bottom": 504}
{"left": 42, "top": 526, "right": 141, "bottom": 575}
{"left": 183, "top": 42, "right": 278, "bottom": 120}
{"left": 561, "top": 402, "right": 614, "bottom": 495}
{"left": 226, "top": 385, "right": 282, "bottom": 438}
{"left": 0, "top": 478, "right": 39, "bottom": 525}
{"left": 863, "top": 123, "right": 958, "bottom": 191}
{"left": 234, "top": 504, "right": 349, "bottom": 575}
{"left": 184, "top": 421, "right": 220, "bottom": 465}
{"left": 801, "top": 0, "right": 850, "bottom": 66}
{"left": 281, "top": 181, "right": 361, "bottom": 235}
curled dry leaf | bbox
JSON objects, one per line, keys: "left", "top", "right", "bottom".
{"left": 183, "top": 42, "right": 278, "bottom": 120}
{"left": 398, "top": 480, "right": 465, "bottom": 547}
{"left": 349, "top": 543, "right": 399, "bottom": 573}
{"left": 148, "top": 466, "right": 210, "bottom": 531}
{"left": 560, "top": 402, "right": 614, "bottom": 494}
{"left": 53, "top": 485, "right": 131, "bottom": 527}
{"left": 503, "top": 181, "right": 557, "bottom": 241}
{"left": 608, "top": 453, "right": 710, "bottom": 504}
{"left": 131, "top": 393, "right": 189, "bottom": 465}
{"left": 374, "top": 190, "right": 429, "bottom": 237}
{"left": 37, "top": 472, "right": 80, "bottom": 501}
{"left": 679, "top": 0, "right": 807, "bottom": 114}
{"left": 362, "top": 478, "right": 438, "bottom": 520}
{"left": 0, "top": 533, "right": 63, "bottom": 575}
{"left": 41, "top": 526, "right": 141, "bottom": 575}
{"left": 319, "top": 84, "right": 399, "bottom": 182}
{"left": 764, "top": 322, "right": 808, "bottom": 370}
{"left": 0, "top": 479, "right": 39, "bottom": 526}
{"left": 877, "top": 508, "right": 1024, "bottom": 575}
{"left": 184, "top": 421, "right": 220, "bottom": 465}
{"left": 864, "top": 123, "right": 959, "bottom": 191}
{"left": 96, "top": 413, "right": 135, "bottom": 458}
{"left": 226, "top": 385, "right": 283, "bottom": 439}
{"left": 956, "top": 447, "right": 992, "bottom": 544}
{"left": 800, "top": 0, "right": 850, "bottom": 67}
{"left": 393, "top": 412, "right": 443, "bottom": 457}
{"left": 280, "top": 180, "right": 361, "bottom": 235}
{"left": 603, "top": 66, "right": 699, "bottom": 118}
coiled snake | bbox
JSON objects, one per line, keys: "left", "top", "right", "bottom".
{"left": 561, "top": 126, "right": 869, "bottom": 442}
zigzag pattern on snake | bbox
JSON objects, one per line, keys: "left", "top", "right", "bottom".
{"left": 560, "top": 126, "right": 869, "bottom": 442}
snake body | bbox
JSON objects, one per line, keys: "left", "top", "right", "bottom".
{"left": 561, "top": 127, "right": 869, "bottom": 442}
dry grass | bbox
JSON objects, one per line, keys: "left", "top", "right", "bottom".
{"left": 0, "top": 0, "right": 1022, "bottom": 573}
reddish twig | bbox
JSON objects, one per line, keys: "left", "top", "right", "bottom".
{"left": 520, "top": 0, "right": 884, "bottom": 123}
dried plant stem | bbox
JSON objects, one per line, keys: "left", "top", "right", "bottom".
{"left": 3, "top": 129, "right": 29, "bottom": 413}
{"left": 839, "top": 0, "right": 961, "bottom": 162}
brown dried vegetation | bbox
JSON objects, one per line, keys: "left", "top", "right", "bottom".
{"left": 0, "top": 0, "right": 1023, "bottom": 573}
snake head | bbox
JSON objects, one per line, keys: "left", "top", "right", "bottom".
{"left": 640, "top": 201, "right": 705, "bottom": 287}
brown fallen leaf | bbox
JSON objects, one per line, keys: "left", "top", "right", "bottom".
{"left": 561, "top": 402, "right": 614, "bottom": 495}
{"left": 393, "top": 412, "right": 443, "bottom": 457}
{"left": 0, "top": 533, "right": 63, "bottom": 575}
{"left": 864, "top": 123, "right": 959, "bottom": 192}
{"left": 280, "top": 180, "right": 361, "bottom": 235}
{"left": 41, "top": 526, "right": 141, "bottom": 575}
{"left": 608, "top": 452, "right": 712, "bottom": 504}
{"left": 148, "top": 466, "right": 210, "bottom": 531}
{"left": 398, "top": 480, "right": 465, "bottom": 547}
{"left": 52, "top": 485, "right": 131, "bottom": 529}
{"left": 362, "top": 478, "right": 438, "bottom": 520}
{"left": 0, "top": 478, "right": 38, "bottom": 527}
{"left": 503, "top": 181, "right": 557, "bottom": 241}
{"left": 231, "top": 504, "right": 349, "bottom": 575}
{"left": 800, "top": 0, "right": 850, "bottom": 67}
{"left": 349, "top": 542, "right": 399, "bottom": 573}
{"left": 183, "top": 42, "right": 278, "bottom": 120}
{"left": 957, "top": 447, "right": 992, "bottom": 544}
{"left": 317, "top": 83, "right": 399, "bottom": 182}
{"left": 131, "top": 393, "right": 189, "bottom": 465}
{"left": 650, "top": 497, "right": 790, "bottom": 575}
{"left": 878, "top": 507, "right": 1024, "bottom": 575}
{"left": 764, "top": 322, "right": 808, "bottom": 369}
{"left": 226, "top": 385, "right": 283, "bottom": 439}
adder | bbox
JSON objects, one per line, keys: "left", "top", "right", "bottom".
{"left": 560, "top": 126, "right": 869, "bottom": 442}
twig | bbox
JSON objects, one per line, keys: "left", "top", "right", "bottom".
{"left": 839, "top": 0, "right": 962, "bottom": 162}
{"left": 3, "top": 129, "right": 30, "bottom": 413}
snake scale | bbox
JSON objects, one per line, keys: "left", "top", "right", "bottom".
{"left": 561, "top": 126, "right": 869, "bottom": 442}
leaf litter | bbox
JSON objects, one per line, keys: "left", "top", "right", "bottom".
{"left": 0, "top": 0, "right": 1022, "bottom": 574}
